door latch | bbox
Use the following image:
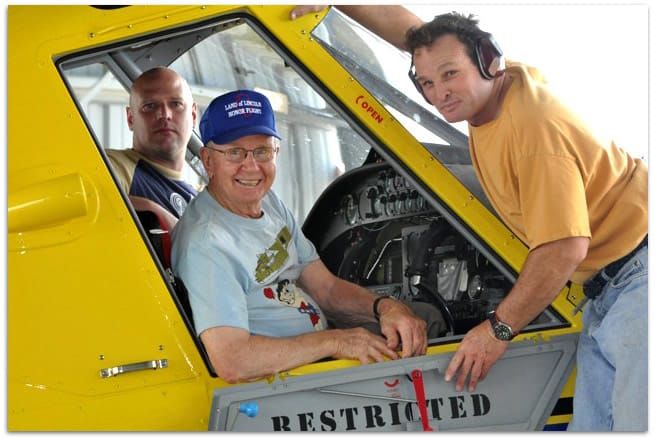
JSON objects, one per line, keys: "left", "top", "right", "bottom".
{"left": 100, "top": 359, "right": 168, "bottom": 378}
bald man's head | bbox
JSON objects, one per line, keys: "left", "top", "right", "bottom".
{"left": 126, "top": 67, "right": 197, "bottom": 171}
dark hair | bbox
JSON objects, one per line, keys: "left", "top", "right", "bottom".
{"left": 406, "top": 12, "right": 485, "bottom": 68}
{"left": 276, "top": 279, "right": 290, "bottom": 295}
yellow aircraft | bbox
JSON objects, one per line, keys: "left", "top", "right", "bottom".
{"left": 8, "top": 5, "right": 583, "bottom": 431}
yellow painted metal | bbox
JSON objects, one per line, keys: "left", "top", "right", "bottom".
{"left": 8, "top": 5, "right": 580, "bottom": 430}
{"left": 8, "top": 173, "right": 89, "bottom": 233}
{"left": 8, "top": 5, "right": 239, "bottom": 430}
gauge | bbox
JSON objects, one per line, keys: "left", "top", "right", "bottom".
{"left": 341, "top": 194, "right": 359, "bottom": 225}
{"left": 373, "top": 194, "right": 385, "bottom": 218}
{"left": 395, "top": 192, "right": 406, "bottom": 214}
{"left": 382, "top": 172, "right": 394, "bottom": 192}
{"left": 385, "top": 194, "right": 396, "bottom": 216}
{"left": 366, "top": 187, "right": 383, "bottom": 218}
{"left": 416, "top": 196, "right": 425, "bottom": 210}
{"left": 467, "top": 274, "right": 484, "bottom": 299}
{"left": 358, "top": 189, "right": 370, "bottom": 220}
{"left": 404, "top": 195, "right": 413, "bottom": 212}
{"left": 404, "top": 177, "right": 413, "bottom": 189}
{"left": 406, "top": 196, "right": 415, "bottom": 212}
{"left": 407, "top": 190, "right": 419, "bottom": 212}
{"left": 394, "top": 174, "right": 404, "bottom": 190}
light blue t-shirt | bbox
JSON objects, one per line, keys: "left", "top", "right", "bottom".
{"left": 171, "top": 189, "right": 326, "bottom": 337}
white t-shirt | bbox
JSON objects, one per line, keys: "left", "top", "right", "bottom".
{"left": 171, "top": 189, "right": 326, "bottom": 337}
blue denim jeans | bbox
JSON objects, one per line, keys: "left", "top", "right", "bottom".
{"left": 568, "top": 245, "right": 648, "bottom": 431}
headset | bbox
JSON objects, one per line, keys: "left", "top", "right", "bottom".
{"left": 408, "top": 32, "right": 503, "bottom": 104}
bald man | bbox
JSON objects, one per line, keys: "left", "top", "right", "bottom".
{"left": 107, "top": 67, "right": 199, "bottom": 228}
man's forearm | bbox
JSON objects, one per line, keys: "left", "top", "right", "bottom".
{"left": 335, "top": 5, "right": 423, "bottom": 51}
{"left": 202, "top": 324, "right": 396, "bottom": 384}
{"left": 210, "top": 329, "right": 339, "bottom": 383}
{"left": 495, "top": 237, "right": 588, "bottom": 331}
{"left": 316, "top": 277, "right": 379, "bottom": 323}
{"left": 299, "top": 260, "right": 378, "bottom": 322}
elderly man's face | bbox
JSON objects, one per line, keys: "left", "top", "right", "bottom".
{"left": 201, "top": 134, "right": 278, "bottom": 218}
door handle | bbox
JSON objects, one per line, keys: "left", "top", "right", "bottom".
{"left": 100, "top": 359, "right": 168, "bottom": 378}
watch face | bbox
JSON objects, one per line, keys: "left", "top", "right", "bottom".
{"left": 489, "top": 311, "right": 513, "bottom": 341}
{"left": 494, "top": 324, "right": 513, "bottom": 341}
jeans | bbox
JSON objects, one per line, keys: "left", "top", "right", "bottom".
{"left": 568, "top": 245, "right": 648, "bottom": 431}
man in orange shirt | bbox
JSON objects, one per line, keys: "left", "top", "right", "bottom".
{"left": 406, "top": 12, "right": 647, "bottom": 431}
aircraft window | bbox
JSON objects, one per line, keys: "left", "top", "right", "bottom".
{"left": 62, "top": 19, "right": 372, "bottom": 225}
{"left": 63, "top": 63, "right": 205, "bottom": 188}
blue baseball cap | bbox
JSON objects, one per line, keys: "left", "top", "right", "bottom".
{"left": 199, "top": 89, "right": 281, "bottom": 145}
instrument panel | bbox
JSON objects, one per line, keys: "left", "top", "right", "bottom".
{"left": 303, "top": 162, "right": 516, "bottom": 337}
{"left": 309, "top": 165, "right": 436, "bottom": 252}
{"left": 303, "top": 161, "right": 565, "bottom": 339}
{"left": 345, "top": 169, "right": 428, "bottom": 224}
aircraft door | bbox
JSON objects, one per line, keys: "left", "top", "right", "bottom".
{"left": 207, "top": 334, "right": 577, "bottom": 431}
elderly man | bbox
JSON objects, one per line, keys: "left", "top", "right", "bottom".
{"left": 107, "top": 67, "right": 199, "bottom": 229}
{"left": 171, "top": 89, "right": 445, "bottom": 384}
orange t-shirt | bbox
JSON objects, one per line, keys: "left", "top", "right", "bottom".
{"left": 469, "top": 61, "right": 647, "bottom": 283}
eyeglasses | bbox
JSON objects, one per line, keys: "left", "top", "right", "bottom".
{"left": 205, "top": 145, "right": 278, "bottom": 163}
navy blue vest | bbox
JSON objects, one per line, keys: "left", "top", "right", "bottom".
{"left": 129, "top": 159, "right": 197, "bottom": 218}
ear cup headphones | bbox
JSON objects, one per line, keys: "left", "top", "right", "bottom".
{"left": 475, "top": 34, "right": 503, "bottom": 79}
{"left": 408, "top": 32, "right": 503, "bottom": 104}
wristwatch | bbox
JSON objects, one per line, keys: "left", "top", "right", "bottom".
{"left": 373, "top": 295, "right": 397, "bottom": 321}
{"left": 487, "top": 310, "right": 515, "bottom": 341}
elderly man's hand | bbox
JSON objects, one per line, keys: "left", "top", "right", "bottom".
{"left": 377, "top": 299, "right": 428, "bottom": 358}
{"left": 331, "top": 327, "right": 400, "bottom": 364}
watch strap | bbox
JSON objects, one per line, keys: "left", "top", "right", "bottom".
{"left": 373, "top": 296, "right": 393, "bottom": 321}
{"left": 488, "top": 310, "right": 515, "bottom": 340}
